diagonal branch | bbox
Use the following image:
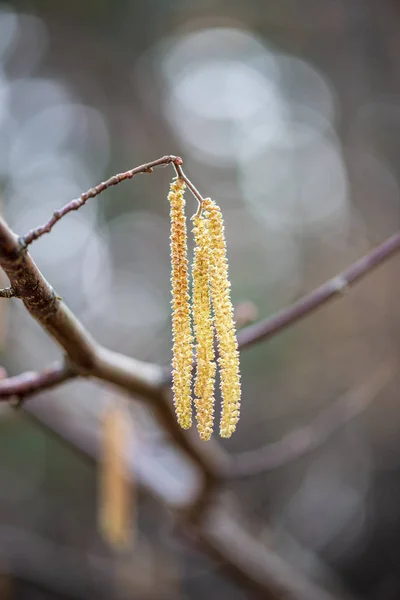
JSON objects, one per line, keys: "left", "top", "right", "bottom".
{"left": 0, "top": 217, "right": 99, "bottom": 369}
{"left": 159, "top": 230, "right": 400, "bottom": 388}
{"left": 23, "top": 390, "right": 349, "bottom": 600}
{"left": 197, "top": 500, "right": 345, "bottom": 600}
{"left": 0, "top": 361, "right": 76, "bottom": 400}
{"left": 237, "top": 231, "right": 400, "bottom": 350}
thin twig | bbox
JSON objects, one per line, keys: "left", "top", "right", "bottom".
{"left": 237, "top": 231, "right": 400, "bottom": 351}
{"left": 173, "top": 161, "right": 205, "bottom": 217}
{"left": 21, "top": 155, "right": 182, "bottom": 246}
{"left": 0, "top": 362, "right": 76, "bottom": 400}
{"left": 229, "top": 359, "right": 396, "bottom": 478}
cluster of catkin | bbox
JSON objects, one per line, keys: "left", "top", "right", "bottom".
{"left": 168, "top": 177, "right": 241, "bottom": 440}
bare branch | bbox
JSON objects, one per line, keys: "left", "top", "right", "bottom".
{"left": 0, "top": 217, "right": 169, "bottom": 392}
{"left": 0, "top": 362, "right": 76, "bottom": 400}
{"left": 22, "top": 155, "right": 182, "bottom": 246}
{"left": 23, "top": 393, "right": 349, "bottom": 600}
{"left": 0, "top": 217, "right": 100, "bottom": 370}
{"left": 93, "top": 347, "right": 224, "bottom": 493}
{"left": 160, "top": 231, "right": 400, "bottom": 389}
{"left": 197, "top": 499, "right": 347, "bottom": 600}
{"left": 237, "top": 231, "right": 400, "bottom": 351}
{"left": 229, "top": 359, "right": 396, "bottom": 478}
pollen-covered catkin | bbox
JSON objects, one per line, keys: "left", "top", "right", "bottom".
{"left": 192, "top": 215, "right": 216, "bottom": 440}
{"left": 99, "top": 403, "right": 131, "bottom": 550}
{"left": 168, "top": 177, "right": 193, "bottom": 429}
{"left": 203, "top": 198, "right": 241, "bottom": 438}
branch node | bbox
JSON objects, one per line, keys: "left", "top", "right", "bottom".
{"left": 17, "top": 236, "right": 28, "bottom": 252}
{"left": 11, "top": 396, "right": 25, "bottom": 409}
{"left": 331, "top": 275, "right": 349, "bottom": 295}
{"left": 0, "top": 286, "right": 18, "bottom": 298}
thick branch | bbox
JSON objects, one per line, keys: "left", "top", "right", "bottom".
{"left": 0, "top": 214, "right": 219, "bottom": 503}
{"left": 23, "top": 396, "right": 348, "bottom": 600}
{"left": 0, "top": 218, "right": 99, "bottom": 369}
{"left": 192, "top": 499, "right": 347, "bottom": 600}
{"left": 93, "top": 346, "right": 224, "bottom": 492}
{"left": 0, "top": 213, "right": 222, "bottom": 522}
{"left": 238, "top": 231, "right": 400, "bottom": 350}
{"left": 0, "top": 217, "right": 167, "bottom": 391}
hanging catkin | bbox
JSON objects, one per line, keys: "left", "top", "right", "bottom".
{"left": 168, "top": 177, "right": 193, "bottom": 429}
{"left": 191, "top": 214, "right": 216, "bottom": 440}
{"left": 168, "top": 172, "right": 241, "bottom": 439}
{"left": 202, "top": 198, "right": 241, "bottom": 438}
{"left": 99, "top": 402, "right": 131, "bottom": 550}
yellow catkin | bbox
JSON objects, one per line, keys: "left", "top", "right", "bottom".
{"left": 203, "top": 198, "right": 241, "bottom": 438}
{"left": 98, "top": 403, "right": 131, "bottom": 550}
{"left": 168, "top": 177, "right": 193, "bottom": 429}
{"left": 192, "top": 215, "right": 216, "bottom": 440}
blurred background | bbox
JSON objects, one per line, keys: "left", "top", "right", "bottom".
{"left": 0, "top": 0, "right": 400, "bottom": 598}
